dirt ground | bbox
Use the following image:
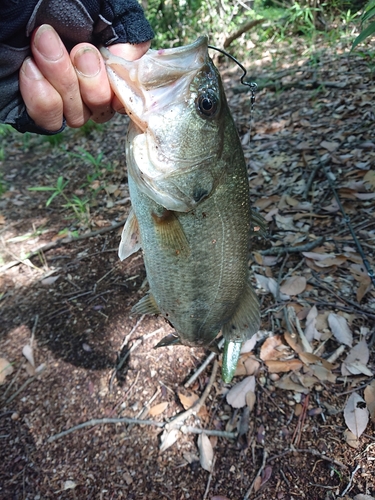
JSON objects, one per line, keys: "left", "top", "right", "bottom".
{"left": 1, "top": 34, "right": 375, "bottom": 500}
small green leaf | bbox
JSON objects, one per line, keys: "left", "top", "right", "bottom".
{"left": 352, "top": 21, "right": 375, "bottom": 49}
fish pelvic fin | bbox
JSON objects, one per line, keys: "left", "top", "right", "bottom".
{"left": 152, "top": 210, "right": 190, "bottom": 258}
{"left": 118, "top": 209, "right": 141, "bottom": 261}
{"left": 222, "top": 280, "right": 260, "bottom": 343}
{"left": 131, "top": 293, "right": 160, "bottom": 315}
{"left": 154, "top": 333, "right": 181, "bottom": 348}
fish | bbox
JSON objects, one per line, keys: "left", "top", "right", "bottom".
{"left": 101, "top": 36, "right": 261, "bottom": 382}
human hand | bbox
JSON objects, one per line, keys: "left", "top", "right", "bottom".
{"left": 19, "top": 24, "right": 150, "bottom": 132}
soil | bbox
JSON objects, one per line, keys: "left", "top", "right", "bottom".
{"left": 1, "top": 35, "right": 375, "bottom": 500}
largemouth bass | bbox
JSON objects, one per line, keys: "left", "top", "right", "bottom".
{"left": 101, "top": 37, "right": 260, "bottom": 382}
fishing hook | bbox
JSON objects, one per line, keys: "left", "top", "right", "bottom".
{"left": 208, "top": 45, "right": 257, "bottom": 105}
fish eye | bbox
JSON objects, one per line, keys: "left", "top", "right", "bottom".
{"left": 196, "top": 90, "right": 219, "bottom": 117}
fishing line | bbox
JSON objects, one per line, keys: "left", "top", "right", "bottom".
{"left": 208, "top": 45, "right": 257, "bottom": 133}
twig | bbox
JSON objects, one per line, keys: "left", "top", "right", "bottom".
{"left": 47, "top": 417, "right": 165, "bottom": 442}
{"left": 0, "top": 221, "right": 124, "bottom": 273}
{"left": 340, "top": 464, "right": 361, "bottom": 496}
{"left": 243, "top": 449, "right": 268, "bottom": 500}
{"left": 267, "top": 448, "right": 347, "bottom": 469}
{"left": 223, "top": 18, "right": 266, "bottom": 48}
{"left": 203, "top": 455, "right": 216, "bottom": 500}
{"left": 184, "top": 339, "right": 224, "bottom": 388}
{"left": 166, "top": 360, "right": 219, "bottom": 431}
{"left": 260, "top": 236, "right": 324, "bottom": 256}
{"left": 337, "top": 379, "right": 375, "bottom": 397}
{"left": 180, "top": 426, "right": 237, "bottom": 439}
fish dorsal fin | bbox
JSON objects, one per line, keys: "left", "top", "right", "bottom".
{"left": 152, "top": 210, "right": 190, "bottom": 258}
{"left": 222, "top": 280, "right": 260, "bottom": 343}
{"left": 118, "top": 209, "right": 141, "bottom": 261}
{"left": 131, "top": 293, "right": 160, "bottom": 315}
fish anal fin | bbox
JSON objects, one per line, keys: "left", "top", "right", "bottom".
{"left": 152, "top": 210, "right": 190, "bottom": 257}
{"left": 118, "top": 209, "right": 141, "bottom": 261}
{"left": 131, "top": 293, "right": 160, "bottom": 315}
{"left": 222, "top": 281, "right": 260, "bottom": 342}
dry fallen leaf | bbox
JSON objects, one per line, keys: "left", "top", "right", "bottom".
{"left": 353, "top": 495, "right": 375, "bottom": 500}
{"left": 328, "top": 313, "right": 353, "bottom": 347}
{"left": 22, "top": 344, "right": 35, "bottom": 368}
{"left": 234, "top": 353, "right": 260, "bottom": 377}
{"left": 343, "top": 429, "right": 360, "bottom": 449}
{"left": 265, "top": 359, "right": 303, "bottom": 373}
{"left": 149, "top": 402, "right": 168, "bottom": 416}
{"left": 280, "top": 276, "right": 306, "bottom": 295}
{"left": 160, "top": 428, "right": 179, "bottom": 452}
{"left": 63, "top": 480, "right": 77, "bottom": 490}
{"left": 226, "top": 376, "right": 256, "bottom": 408}
{"left": 245, "top": 390, "right": 256, "bottom": 412}
{"left": 178, "top": 392, "right": 199, "bottom": 410}
{"left": 260, "top": 335, "right": 286, "bottom": 361}
{"left": 342, "top": 339, "right": 372, "bottom": 377}
{"left": 364, "top": 380, "right": 375, "bottom": 422}
{"left": 0, "top": 357, "right": 14, "bottom": 384}
{"left": 343, "top": 392, "right": 369, "bottom": 439}
{"left": 198, "top": 433, "right": 214, "bottom": 472}
{"left": 304, "top": 306, "right": 321, "bottom": 342}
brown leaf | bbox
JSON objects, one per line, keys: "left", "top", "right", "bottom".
{"left": 260, "top": 335, "right": 285, "bottom": 361}
{"left": 265, "top": 359, "right": 303, "bottom": 373}
{"left": 245, "top": 391, "right": 256, "bottom": 412}
{"left": 178, "top": 392, "right": 198, "bottom": 410}
{"left": 328, "top": 313, "right": 353, "bottom": 347}
{"left": 234, "top": 353, "right": 260, "bottom": 377}
{"left": 343, "top": 429, "right": 360, "bottom": 448}
{"left": 149, "top": 402, "right": 168, "bottom": 416}
{"left": 364, "top": 381, "right": 375, "bottom": 422}
{"left": 280, "top": 276, "right": 306, "bottom": 295}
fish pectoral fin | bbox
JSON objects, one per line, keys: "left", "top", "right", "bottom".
{"left": 222, "top": 280, "right": 260, "bottom": 342}
{"left": 152, "top": 210, "right": 190, "bottom": 257}
{"left": 154, "top": 333, "right": 181, "bottom": 348}
{"left": 131, "top": 293, "right": 160, "bottom": 315}
{"left": 118, "top": 209, "right": 141, "bottom": 261}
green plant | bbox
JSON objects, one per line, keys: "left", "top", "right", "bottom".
{"left": 28, "top": 176, "right": 90, "bottom": 224}
{"left": 43, "top": 132, "right": 64, "bottom": 147}
{"left": 352, "top": 0, "right": 375, "bottom": 48}
{"left": 68, "top": 147, "right": 114, "bottom": 184}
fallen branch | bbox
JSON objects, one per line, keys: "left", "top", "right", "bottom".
{"left": 0, "top": 220, "right": 124, "bottom": 274}
{"left": 223, "top": 18, "right": 266, "bottom": 48}
{"left": 243, "top": 449, "right": 268, "bottom": 500}
{"left": 260, "top": 236, "right": 324, "bottom": 256}
{"left": 48, "top": 360, "right": 222, "bottom": 444}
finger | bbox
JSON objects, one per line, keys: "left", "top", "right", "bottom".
{"left": 108, "top": 41, "right": 151, "bottom": 61}
{"left": 31, "top": 24, "right": 91, "bottom": 128}
{"left": 19, "top": 57, "right": 64, "bottom": 131}
{"left": 70, "top": 44, "right": 114, "bottom": 124}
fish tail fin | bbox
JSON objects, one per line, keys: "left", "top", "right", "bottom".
{"left": 221, "top": 281, "right": 260, "bottom": 383}
{"left": 118, "top": 208, "right": 141, "bottom": 261}
{"left": 222, "top": 280, "right": 260, "bottom": 342}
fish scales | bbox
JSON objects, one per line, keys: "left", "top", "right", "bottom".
{"left": 102, "top": 36, "right": 261, "bottom": 381}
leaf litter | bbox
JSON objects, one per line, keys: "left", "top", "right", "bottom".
{"left": 0, "top": 32, "right": 374, "bottom": 500}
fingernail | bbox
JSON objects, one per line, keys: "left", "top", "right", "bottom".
{"left": 34, "top": 25, "right": 63, "bottom": 61}
{"left": 22, "top": 57, "right": 44, "bottom": 80}
{"left": 74, "top": 47, "right": 101, "bottom": 77}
